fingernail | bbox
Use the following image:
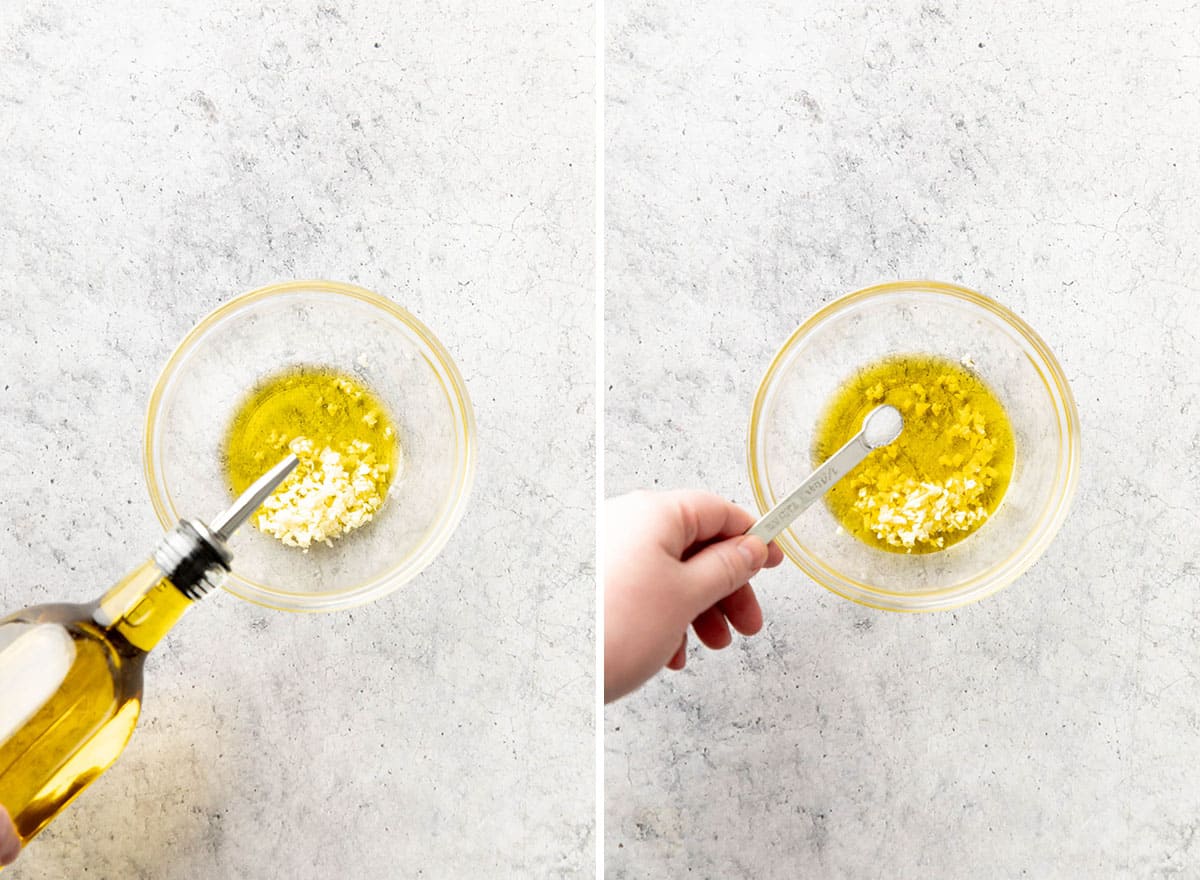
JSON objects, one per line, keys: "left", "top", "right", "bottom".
{"left": 736, "top": 536, "right": 766, "bottom": 569}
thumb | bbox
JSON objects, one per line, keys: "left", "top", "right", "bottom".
{"left": 0, "top": 805, "right": 19, "bottom": 867}
{"left": 680, "top": 535, "right": 769, "bottom": 613}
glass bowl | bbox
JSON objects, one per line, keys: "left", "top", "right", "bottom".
{"left": 748, "top": 281, "right": 1080, "bottom": 612}
{"left": 144, "top": 281, "right": 477, "bottom": 612}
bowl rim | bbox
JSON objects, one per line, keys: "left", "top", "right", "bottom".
{"left": 747, "top": 280, "right": 1081, "bottom": 612}
{"left": 143, "top": 279, "right": 478, "bottom": 612}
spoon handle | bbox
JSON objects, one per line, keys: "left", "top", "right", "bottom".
{"left": 746, "top": 432, "right": 871, "bottom": 544}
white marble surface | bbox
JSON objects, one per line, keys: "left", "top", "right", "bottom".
{"left": 0, "top": 2, "right": 593, "bottom": 877}
{"left": 606, "top": 1, "right": 1200, "bottom": 877}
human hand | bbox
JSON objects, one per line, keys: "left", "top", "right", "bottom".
{"left": 604, "top": 490, "right": 784, "bottom": 702}
{"left": 0, "top": 805, "right": 19, "bottom": 867}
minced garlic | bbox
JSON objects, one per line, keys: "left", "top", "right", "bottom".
{"left": 253, "top": 436, "right": 391, "bottom": 549}
{"left": 814, "top": 354, "right": 1015, "bottom": 554}
{"left": 223, "top": 366, "right": 401, "bottom": 550}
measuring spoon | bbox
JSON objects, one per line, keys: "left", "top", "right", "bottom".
{"left": 746, "top": 404, "right": 903, "bottom": 543}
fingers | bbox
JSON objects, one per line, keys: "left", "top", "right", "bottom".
{"left": 662, "top": 491, "right": 758, "bottom": 556}
{"left": 0, "top": 806, "right": 19, "bottom": 867}
{"left": 680, "top": 534, "right": 770, "bottom": 613}
{"left": 691, "top": 584, "right": 761, "bottom": 656}
{"left": 665, "top": 634, "right": 687, "bottom": 670}
{"left": 718, "top": 583, "right": 763, "bottom": 636}
{"left": 691, "top": 606, "right": 732, "bottom": 649}
{"left": 765, "top": 540, "right": 785, "bottom": 568}
{"left": 666, "top": 582, "right": 766, "bottom": 675}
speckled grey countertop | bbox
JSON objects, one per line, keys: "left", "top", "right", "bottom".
{"left": 606, "top": 2, "right": 1200, "bottom": 877}
{"left": 0, "top": 2, "right": 593, "bottom": 877}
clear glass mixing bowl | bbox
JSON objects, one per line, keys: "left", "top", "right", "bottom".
{"left": 144, "top": 281, "right": 477, "bottom": 612}
{"left": 748, "top": 281, "right": 1080, "bottom": 612}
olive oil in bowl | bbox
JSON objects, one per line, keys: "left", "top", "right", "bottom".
{"left": 814, "top": 354, "right": 1015, "bottom": 554}
{"left": 223, "top": 367, "right": 401, "bottom": 550}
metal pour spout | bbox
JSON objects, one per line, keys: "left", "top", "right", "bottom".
{"left": 210, "top": 453, "right": 300, "bottom": 542}
{"left": 151, "top": 452, "right": 300, "bottom": 601}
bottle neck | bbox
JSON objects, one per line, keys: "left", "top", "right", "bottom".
{"left": 92, "top": 560, "right": 194, "bottom": 654}
{"left": 89, "top": 519, "right": 231, "bottom": 655}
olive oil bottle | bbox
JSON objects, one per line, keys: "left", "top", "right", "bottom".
{"left": 0, "top": 454, "right": 297, "bottom": 864}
